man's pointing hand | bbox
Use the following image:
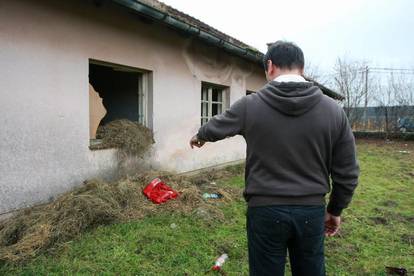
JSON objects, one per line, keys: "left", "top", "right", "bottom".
{"left": 189, "top": 135, "right": 206, "bottom": 149}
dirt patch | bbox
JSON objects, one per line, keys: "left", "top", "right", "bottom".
{"left": 0, "top": 168, "right": 243, "bottom": 264}
{"left": 401, "top": 234, "right": 414, "bottom": 245}
{"left": 370, "top": 216, "right": 388, "bottom": 225}
{"left": 381, "top": 200, "right": 398, "bottom": 208}
{"left": 213, "top": 239, "right": 235, "bottom": 257}
{"left": 373, "top": 207, "right": 384, "bottom": 213}
{"left": 371, "top": 209, "right": 414, "bottom": 225}
{"left": 403, "top": 216, "right": 414, "bottom": 224}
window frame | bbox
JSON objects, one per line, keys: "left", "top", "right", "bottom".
{"left": 89, "top": 59, "right": 151, "bottom": 127}
{"left": 138, "top": 73, "right": 149, "bottom": 126}
{"left": 88, "top": 59, "right": 152, "bottom": 149}
{"left": 201, "top": 83, "right": 229, "bottom": 125}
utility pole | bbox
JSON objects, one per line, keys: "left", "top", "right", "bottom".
{"left": 363, "top": 66, "right": 369, "bottom": 130}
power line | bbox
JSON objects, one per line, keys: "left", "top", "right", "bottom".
{"left": 354, "top": 67, "right": 414, "bottom": 75}
{"left": 370, "top": 67, "right": 414, "bottom": 72}
{"left": 369, "top": 71, "right": 414, "bottom": 75}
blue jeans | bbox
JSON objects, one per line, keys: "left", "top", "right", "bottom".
{"left": 247, "top": 205, "right": 326, "bottom": 276}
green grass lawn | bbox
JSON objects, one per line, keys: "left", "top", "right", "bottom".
{"left": 1, "top": 140, "right": 413, "bottom": 275}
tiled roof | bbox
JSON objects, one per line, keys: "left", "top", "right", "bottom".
{"left": 113, "top": 0, "right": 344, "bottom": 100}
{"left": 137, "top": 0, "right": 262, "bottom": 54}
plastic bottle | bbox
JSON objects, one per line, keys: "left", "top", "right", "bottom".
{"left": 202, "top": 193, "right": 223, "bottom": 199}
{"left": 212, "top": 254, "right": 228, "bottom": 271}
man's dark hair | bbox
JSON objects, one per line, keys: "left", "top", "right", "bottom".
{"left": 263, "top": 41, "right": 305, "bottom": 71}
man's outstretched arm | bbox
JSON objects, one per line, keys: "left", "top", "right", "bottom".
{"left": 190, "top": 97, "right": 246, "bottom": 148}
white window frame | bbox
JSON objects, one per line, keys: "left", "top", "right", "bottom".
{"left": 138, "top": 73, "right": 149, "bottom": 126}
{"left": 201, "top": 83, "right": 228, "bottom": 125}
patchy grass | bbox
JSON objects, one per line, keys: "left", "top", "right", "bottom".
{"left": 324, "top": 140, "right": 414, "bottom": 275}
{"left": 1, "top": 140, "right": 413, "bottom": 275}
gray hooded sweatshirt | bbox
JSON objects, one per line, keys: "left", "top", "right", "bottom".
{"left": 197, "top": 81, "right": 359, "bottom": 216}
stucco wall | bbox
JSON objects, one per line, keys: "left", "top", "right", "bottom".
{"left": 0, "top": 0, "right": 266, "bottom": 214}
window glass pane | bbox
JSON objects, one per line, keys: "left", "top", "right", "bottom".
{"left": 201, "top": 87, "right": 208, "bottom": 101}
{"left": 212, "top": 88, "right": 223, "bottom": 102}
{"left": 212, "top": 103, "right": 217, "bottom": 116}
{"left": 212, "top": 103, "right": 223, "bottom": 116}
{"left": 201, "top": 102, "right": 209, "bottom": 117}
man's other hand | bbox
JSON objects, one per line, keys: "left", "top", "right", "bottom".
{"left": 189, "top": 135, "right": 206, "bottom": 149}
{"left": 325, "top": 212, "right": 341, "bottom": 237}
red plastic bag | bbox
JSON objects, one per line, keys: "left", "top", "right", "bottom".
{"left": 143, "top": 178, "right": 179, "bottom": 204}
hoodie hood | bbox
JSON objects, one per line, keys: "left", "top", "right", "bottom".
{"left": 257, "top": 81, "right": 323, "bottom": 116}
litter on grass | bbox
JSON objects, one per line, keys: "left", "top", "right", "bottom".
{"left": 0, "top": 165, "right": 244, "bottom": 264}
{"left": 212, "top": 253, "right": 229, "bottom": 271}
{"left": 202, "top": 193, "right": 224, "bottom": 199}
{"left": 143, "top": 178, "right": 179, "bottom": 204}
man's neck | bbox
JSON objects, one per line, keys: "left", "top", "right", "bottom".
{"left": 273, "top": 74, "right": 307, "bottom": 83}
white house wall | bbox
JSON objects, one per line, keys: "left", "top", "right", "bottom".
{"left": 0, "top": 0, "right": 266, "bottom": 214}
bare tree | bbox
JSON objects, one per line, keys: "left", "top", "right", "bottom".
{"left": 373, "top": 78, "right": 393, "bottom": 135}
{"left": 333, "top": 57, "right": 371, "bottom": 129}
{"left": 304, "top": 62, "right": 326, "bottom": 84}
{"left": 374, "top": 72, "right": 414, "bottom": 135}
{"left": 391, "top": 73, "right": 414, "bottom": 106}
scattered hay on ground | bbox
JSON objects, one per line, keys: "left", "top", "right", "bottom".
{"left": 0, "top": 167, "right": 244, "bottom": 264}
{"left": 95, "top": 119, "right": 154, "bottom": 156}
{"left": 0, "top": 120, "right": 242, "bottom": 264}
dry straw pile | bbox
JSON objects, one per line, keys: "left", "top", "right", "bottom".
{"left": 0, "top": 169, "right": 242, "bottom": 263}
{"left": 95, "top": 119, "right": 155, "bottom": 156}
{"left": 0, "top": 117, "right": 243, "bottom": 265}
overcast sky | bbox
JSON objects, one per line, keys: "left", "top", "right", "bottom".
{"left": 162, "top": 0, "right": 414, "bottom": 74}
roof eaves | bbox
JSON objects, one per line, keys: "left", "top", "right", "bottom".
{"left": 112, "top": 0, "right": 343, "bottom": 100}
{"left": 112, "top": 0, "right": 263, "bottom": 64}
{"left": 304, "top": 77, "right": 344, "bottom": 101}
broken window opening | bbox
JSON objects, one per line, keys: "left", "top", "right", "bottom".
{"left": 201, "top": 83, "right": 229, "bottom": 126}
{"left": 88, "top": 60, "right": 150, "bottom": 148}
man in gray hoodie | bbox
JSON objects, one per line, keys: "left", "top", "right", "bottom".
{"left": 190, "top": 41, "right": 359, "bottom": 276}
